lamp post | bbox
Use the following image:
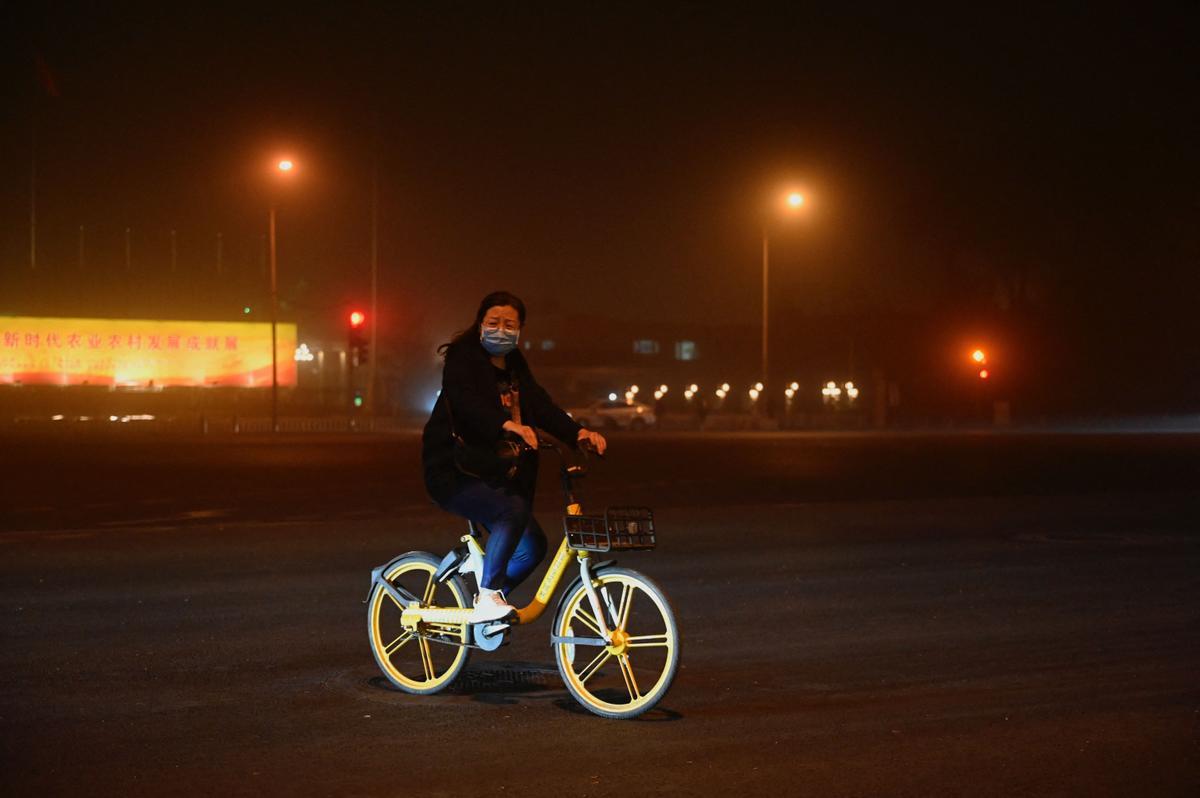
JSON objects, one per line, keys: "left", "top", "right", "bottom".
{"left": 760, "top": 191, "right": 805, "bottom": 410}
{"left": 269, "top": 158, "right": 295, "bottom": 433}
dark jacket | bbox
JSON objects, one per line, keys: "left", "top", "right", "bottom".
{"left": 422, "top": 337, "right": 582, "bottom": 504}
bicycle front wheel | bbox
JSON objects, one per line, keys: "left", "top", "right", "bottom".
{"left": 367, "top": 552, "right": 471, "bottom": 695}
{"left": 552, "top": 567, "right": 679, "bottom": 719}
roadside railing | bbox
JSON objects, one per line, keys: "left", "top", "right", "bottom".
{"left": 2, "top": 414, "right": 421, "bottom": 436}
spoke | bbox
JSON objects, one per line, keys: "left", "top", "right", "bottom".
{"left": 383, "top": 631, "right": 414, "bottom": 656}
{"left": 421, "top": 572, "right": 437, "bottom": 605}
{"left": 418, "top": 638, "right": 435, "bottom": 682}
{"left": 617, "top": 654, "right": 642, "bottom": 701}
{"left": 626, "top": 634, "right": 670, "bottom": 648}
{"left": 576, "top": 649, "right": 611, "bottom": 684}
{"left": 573, "top": 606, "right": 604, "bottom": 638}
{"left": 617, "top": 583, "right": 633, "bottom": 631}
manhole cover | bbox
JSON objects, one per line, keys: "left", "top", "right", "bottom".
{"left": 360, "top": 661, "right": 560, "bottom": 699}
{"left": 1013, "top": 532, "right": 1124, "bottom": 545}
{"left": 450, "top": 661, "right": 559, "bottom": 694}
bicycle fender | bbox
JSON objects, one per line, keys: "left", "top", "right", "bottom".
{"left": 435, "top": 547, "right": 467, "bottom": 583}
{"left": 364, "top": 550, "right": 434, "bottom": 605}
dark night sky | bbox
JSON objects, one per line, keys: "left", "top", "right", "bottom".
{"left": 3, "top": 3, "right": 1198, "bottom": 406}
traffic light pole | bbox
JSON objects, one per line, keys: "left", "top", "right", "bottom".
{"left": 760, "top": 223, "right": 769, "bottom": 417}
{"left": 367, "top": 153, "right": 379, "bottom": 414}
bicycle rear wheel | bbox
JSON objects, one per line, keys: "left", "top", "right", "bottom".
{"left": 367, "top": 552, "right": 471, "bottom": 694}
{"left": 552, "top": 567, "right": 679, "bottom": 719}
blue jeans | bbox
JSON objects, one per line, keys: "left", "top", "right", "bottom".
{"left": 438, "top": 479, "right": 547, "bottom": 594}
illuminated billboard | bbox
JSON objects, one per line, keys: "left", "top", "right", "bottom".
{"left": 0, "top": 316, "right": 297, "bottom": 388}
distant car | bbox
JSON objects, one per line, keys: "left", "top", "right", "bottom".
{"left": 566, "top": 399, "right": 656, "bottom": 431}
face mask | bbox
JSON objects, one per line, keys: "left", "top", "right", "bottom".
{"left": 481, "top": 326, "right": 520, "bottom": 356}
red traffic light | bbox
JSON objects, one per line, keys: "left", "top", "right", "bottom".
{"left": 349, "top": 310, "right": 366, "bottom": 328}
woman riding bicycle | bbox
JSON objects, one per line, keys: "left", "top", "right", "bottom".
{"left": 422, "top": 291, "right": 607, "bottom": 623}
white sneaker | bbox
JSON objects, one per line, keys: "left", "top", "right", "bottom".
{"left": 470, "top": 589, "right": 516, "bottom": 623}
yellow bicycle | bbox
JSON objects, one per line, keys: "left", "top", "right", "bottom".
{"left": 366, "top": 436, "right": 679, "bottom": 719}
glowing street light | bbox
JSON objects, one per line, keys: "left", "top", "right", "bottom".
{"left": 689, "top": 384, "right": 699, "bottom": 393}
{"left": 748, "top": 388, "right": 760, "bottom": 401}
{"left": 720, "top": 382, "right": 731, "bottom": 393}
{"left": 979, "top": 369, "right": 990, "bottom": 380}
{"left": 608, "top": 392, "right": 618, "bottom": 402}
{"left": 267, "top": 156, "right": 298, "bottom": 432}
{"left": 972, "top": 349, "right": 986, "bottom": 364}
{"left": 753, "top": 381, "right": 764, "bottom": 392}
{"left": 760, "top": 188, "right": 809, "bottom": 410}
{"left": 658, "top": 384, "right": 669, "bottom": 394}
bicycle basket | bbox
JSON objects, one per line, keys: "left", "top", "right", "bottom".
{"left": 563, "top": 506, "right": 655, "bottom": 552}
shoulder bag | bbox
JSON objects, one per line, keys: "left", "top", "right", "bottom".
{"left": 445, "top": 395, "right": 524, "bottom": 483}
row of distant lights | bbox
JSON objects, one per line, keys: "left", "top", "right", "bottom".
{"left": 608, "top": 384, "right": 674, "bottom": 403}
{"left": 606, "top": 381, "right": 859, "bottom": 403}
{"left": 821, "top": 381, "right": 860, "bottom": 401}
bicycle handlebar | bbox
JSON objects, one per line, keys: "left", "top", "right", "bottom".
{"left": 502, "top": 428, "right": 603, "bottom": 468}
{"left": 505, "top": 428, "right": 601, "bottom": 509}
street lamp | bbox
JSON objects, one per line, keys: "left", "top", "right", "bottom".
{"left": 761, "top": 189, "right": 807, "bottom": 409}
{"left": 268, "top": 157, "right": 297, "bottom": 432}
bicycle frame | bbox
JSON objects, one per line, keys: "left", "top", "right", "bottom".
{"left": 387, "top": 437, "right": 615, "bottom": 641}
{"left": 394, "top": 517, "right": 613, "bottom": 640}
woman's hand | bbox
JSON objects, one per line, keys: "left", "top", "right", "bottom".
{"left": 577, "top": 428, "right": 607, "bottom": 455}
{"left": 503, "top": 421, "right": 539, "bottom": 449}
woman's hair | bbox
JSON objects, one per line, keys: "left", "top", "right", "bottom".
{"left": 437, "top": 290, "right": 527, "bottom": 357}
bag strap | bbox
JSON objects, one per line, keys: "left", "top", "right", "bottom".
{"left": 443, "top": 393, "right": 466, "bottom": 445}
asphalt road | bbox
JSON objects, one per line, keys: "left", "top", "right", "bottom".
{"left": 2, "top": 430, "right": 1198, "bottom": 796}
